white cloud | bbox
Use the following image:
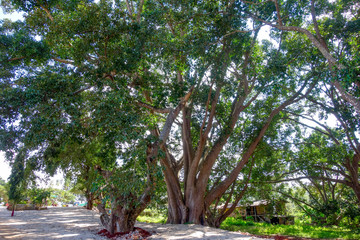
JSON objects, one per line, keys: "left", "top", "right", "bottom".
{"left": 0, "top": 8, "right": 24, "bottom": 21}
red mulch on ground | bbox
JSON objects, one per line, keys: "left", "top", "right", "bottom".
{"left": 97, "top": 227, "right": 152, "bottom": 240}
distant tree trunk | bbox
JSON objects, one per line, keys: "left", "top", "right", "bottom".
{"left": 353, "top": 185, "right": 360, "bottom": 206}
{"left": 85, "top": 191, "right": 94, "bottom": 210}
{"left": 11, "top": 204, "right": 15, "bottom": 217}
{"left": 86, "top": 199, "right": 93, "bottom": 210}
{"left": 345, "top": 150, "right": 360, "bottom": 206}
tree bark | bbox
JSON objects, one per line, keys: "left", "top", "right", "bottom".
{"left": 347, "top": 151, "right": 360, "bottom": 205}
{"left": 97, "top": 199, "right": 144, "bottom": 234}
{"left": 11, "top": 204, "right": 15, "bottom": 217}
{"left": 163, "top": 164, "right": 188, "bottom": 224}
{"left": 86, "top": 199, "right": 94, "bottom": 210}
{"left": 353, "top": 184, "right": 360, "bottom": 206}
{"left": 164, "top": 79, "right": 313, "bottom": 226}
{"left": 84, "top": 187, "right": 94, "bottom": 210}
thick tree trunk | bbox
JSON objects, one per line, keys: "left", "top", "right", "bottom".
{"left": 97, "top": 201, "right": 143, "bottom": 234}
{"left": 186, "top": 187, "right": 206, "bottom": 224}
{"left": 163, "top": 161, "right": 205, "bottom": 224}
{"left": 162, "top": 154, "right": 188, "bottom": 224}
{"left": 86, "top": 199, "right": 93, "bottom": 210}
{"left": 166, "top": 185, "right": 205, "bottom": 225}
{"left": 346, "top": 151, "right": 360, "bottom": 205}
{"left": 353, "top": 184, "right": 360, "bottom": 206}
{"left": 108, "top": 208, "right": 138, "bottom": 233}
{"left": 165, "top": 174, "right": 188, "bottom": 223}
{"left": 166, "top": 186, "right": 187, "bottom": 224}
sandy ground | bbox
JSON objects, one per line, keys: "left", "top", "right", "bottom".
{"left": 0, "top": 206, "right": 271, "bottom": 240}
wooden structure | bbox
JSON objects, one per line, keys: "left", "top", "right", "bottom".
{"left": 220, "top": 200, "right": 294, "bottom": 225}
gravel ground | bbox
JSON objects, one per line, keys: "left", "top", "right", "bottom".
{"left": 0, "top": 206, "right": 271, "bottom": 240}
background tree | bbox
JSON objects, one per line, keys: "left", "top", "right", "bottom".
{"left": 279, "top": 178, "right": 358, "bottom": 226}
{"left": 245, "top": 114, "right": 360, "bottom": 227}
{"left": 0, "top": 0, "right": 192, "bottom": 232}
{"left": 43, "top": 138, "right": 107, "bottom": 210}
{"left": 135, "top": 2, "right": 316, "bottom": 227}
{"left": 0, "top": 177, "right": 8, "bottom": 204}
{"left": 280, "top": 77, "right": 360, "bottom": 204}
{"left": 243, "top": 0, "right": 360, "bottom": 115}
{"left": 48, "top": 188, "right": 77, "bottom": 205}
{"left": 8, "top": 150, "right": 26, "bottom": 216}
{"left": 27, "top": 187, "right": 51, "bottom": 208}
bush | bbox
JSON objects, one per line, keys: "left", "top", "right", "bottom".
{"left": 28, "top": 188, "right": 51, "bottom": 207}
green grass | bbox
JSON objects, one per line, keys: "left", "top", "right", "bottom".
{"left": 220, "top": 217, "right": 360, "bottom": 239}
{"left": 137, "top": 215, "right": 167, "bottom": 223}
{"left": 136, "top": 209, "right": 167, "bottom": 224}
{"left": 136, "top": 211, "right": 360, "bottom": 239}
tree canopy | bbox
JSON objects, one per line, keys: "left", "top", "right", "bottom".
{"left": 0, "top": 0, "right": 359, "bottom": 233}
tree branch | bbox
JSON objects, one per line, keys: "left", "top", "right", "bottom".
{"left": 40, "top": 5, "right": 54, "bottom": 22}
{"left": 136, "top": 101, "right": 172, "bottom": 113}
{"left": 136, "top": 0, "right": 144, "bottom": 23}
{"left": 205, "top": 79, "right": 315, "bottom": 205}
{"left": 52, "top": 57, "right": 74, "bottom": 65}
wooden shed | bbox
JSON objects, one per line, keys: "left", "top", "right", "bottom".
{"left": 219, "top": 200, "right": 294, "bottom": 225}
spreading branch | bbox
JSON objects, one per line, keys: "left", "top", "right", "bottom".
{"left": 136, "top": 101, "right": 172, "bottom": 113}
{"left": 40, "top": 5, "right": 54, "bottom": 22}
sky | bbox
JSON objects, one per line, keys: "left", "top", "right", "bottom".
{"left": 0, "top": 152, "right": 11, "bottom": 181}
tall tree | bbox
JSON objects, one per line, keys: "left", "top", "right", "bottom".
{"left": 0, "top": 0, "right": 320, "bottom": 230}
{"left": 144, "top": 1, "right": 315, "bottom": 226}
{"left": 0, "top": 0, "right": 192, "bottom": 232}
{"left": 281, "top": 76, "right": 360, "bottom": 204}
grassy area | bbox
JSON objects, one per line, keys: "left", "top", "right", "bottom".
{"left": 136, "top": 211, "right": 360, "bottom": 239}
{"left": 137, "top": 209, "right": 167, "bottom": 224}
{"left": 220, "top": 217, "right": 360, "bottom": 239}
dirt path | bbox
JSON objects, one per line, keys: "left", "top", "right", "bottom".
{"left": 0, "top": 206, "right": 270, "bottom": 240}
{"left": 0, "top": 206, "right": 104, "bottom": 240}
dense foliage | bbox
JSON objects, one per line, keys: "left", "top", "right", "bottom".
{"left": 0, "top": 177, "right": 8, "bottom": 203}
{"left": 0, "top": 0, "right": 359, "bottom": 233}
